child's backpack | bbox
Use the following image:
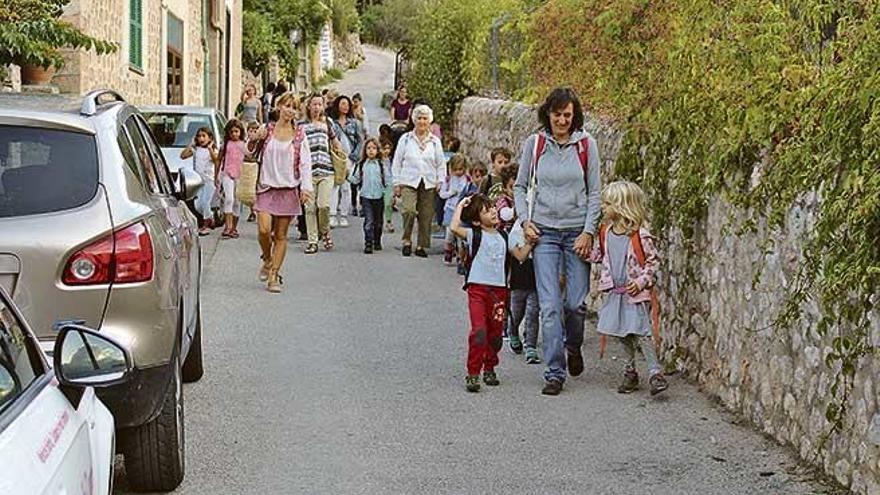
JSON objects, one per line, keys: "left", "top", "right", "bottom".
{"left": 462, "top": 228, "right": 510, "bottom": 291}
{"left": 597, "top": 223, "right": 662, "bottom": 358}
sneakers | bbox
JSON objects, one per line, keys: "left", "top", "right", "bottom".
{"left": 508, "top": 335, "right": 523, "bottom": 354}
{"left": 267, "top": 270, "right": 283, "bottom": 293}
{"left": 443, "top": 248, "right": 454, "bottom": 265}
{"left": 339, "top": 216, "right": 350, "bottom": 228}
{"left": 649, "top": 373, "right": 669, "bottom": 395}
{"left": 414, "top": 248, "right": 428, "bottom": 258}
{"left": 402, "top": 245, "right": 412, "bottom": 257}
{"left": 541, "top": 379, "right": 563, "bottom": 396}
{"left": 617, "top": 369, "right": 640, "bottom": 394}
{"left": 482, "top": 370, "right": 500, "bottom": 386}
{"left": 329, "top": 216, "right": 339, "bottom": 228}
{"left": 567, "top": 352, "right": 584, "bottom": 377}
{"left": 364, "top": 245, "right": 373, "bottom": 254}
{"left": 465, "top": 375, "right": 481, "bottom": 393}
{"left": 525, "top": 347, "right": 541, "bottom": 364}
{"left": 259, "top": 258, "right": 272, "bottom": 282}
{"left": 374, "top": 242, "right": 383, "bottom": 251}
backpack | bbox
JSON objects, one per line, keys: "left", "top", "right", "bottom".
{"left": 352, "top": 159, "right": 386, "bottom": 189}
{"left": 597, "top": 223, "right": 662, "bottom": 358}
{"left": 527, "top": 133, "right": 590, "bottom": 220}
{"left": 462, "top": 228, "right": 510, "bottom": 291}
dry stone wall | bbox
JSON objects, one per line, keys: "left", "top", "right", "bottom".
{"left": 453, "top": 96, "right": 880, "bottom": 494}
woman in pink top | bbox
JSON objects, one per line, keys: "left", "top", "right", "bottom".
{"left": 248, "top": 93, "right": 313, "bottom": 293}
{"left": 218, "top": 119, "right": 248, "bottom": 239}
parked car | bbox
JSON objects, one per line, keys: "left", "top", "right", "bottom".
{"left": 0, "top": 90, "right": 204, "bottom": 491}
{"left": 141, "top": 105, "right": 227, "bottom": 174}
{"left": 0, "top": 284, "right": 133, "bottom": 495}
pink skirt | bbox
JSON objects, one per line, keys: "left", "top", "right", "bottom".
{"left": 254, "top": 187, "right": 302, "bottom": 217}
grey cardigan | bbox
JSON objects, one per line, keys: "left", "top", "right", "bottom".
{"left": 513, "top": 129, "right": 601, "bottom": 235}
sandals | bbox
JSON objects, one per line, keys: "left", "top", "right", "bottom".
{"left": 322, "top": 234, "right": 334, "bottom": 250}
{"left": 304, "top": 243, "right": 319, "bottom": 254}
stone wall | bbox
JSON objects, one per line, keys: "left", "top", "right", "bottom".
{"left": 332, "top": 32, "right": 365, "bottom": 71}
{"left": 453, "top": 96, "right": 880, "bottom": 494}
{"left": 56, "top": 0, "right": 206, "bottom": 107}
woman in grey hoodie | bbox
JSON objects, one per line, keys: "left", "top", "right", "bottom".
{"left": 513, "top": 87, "right": 602, "bottom": 395}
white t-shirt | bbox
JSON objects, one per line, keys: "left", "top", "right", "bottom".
{"left": 466, "top": 228, "right": 513, "bottom": 288}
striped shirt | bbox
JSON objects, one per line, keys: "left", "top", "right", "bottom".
{"left": 300, "top": 120, "right": 334, "bottom": 177}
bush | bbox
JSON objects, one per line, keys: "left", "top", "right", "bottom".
{"left": 359, "top": 0, "right": 431, "bottom": 48}
{"left": 327, "top": 0, "right": 360, "bottom": 37}
{"left": 407, "top": 0, "right": 527, "bottom": 125}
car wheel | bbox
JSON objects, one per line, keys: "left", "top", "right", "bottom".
{"left": 182, "top": 303, "right": 203, "bottom": 383}
{"left": 120, "top": 362, "right": 185, "bottom": 492}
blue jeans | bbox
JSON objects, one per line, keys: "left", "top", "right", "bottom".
{"left": 508, "top": 289, "right": 539, "bottom": 348}
{"left": 533, "top": 227, "right": 590, "bottom": 383}
{"left": 361, "top": 197, "right": 384, "bottom": 248}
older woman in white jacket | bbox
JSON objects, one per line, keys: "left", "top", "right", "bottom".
{"left": 392, "top": 104, "right": 447, "bottom": 257}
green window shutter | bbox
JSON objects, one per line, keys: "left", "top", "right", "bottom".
{"left": 129, "top": 0, "right": 143, "bottom": 69}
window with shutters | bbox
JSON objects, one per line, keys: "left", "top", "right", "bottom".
{"left": 128, "top": 0, "right": 143, "bottom": 70}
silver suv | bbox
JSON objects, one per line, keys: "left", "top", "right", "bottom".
{"left": 0, "top": 90, "right": 203, "bottom": 491}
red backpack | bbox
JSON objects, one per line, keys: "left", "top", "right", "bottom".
{"left": 597, "top": 223, "right": 662, "bottom": 358}
{"left": 531, "top": 133, "right": 591, "bottom": 184}
{"left": 527, "top": 133, "right": 591, "bottom": 220}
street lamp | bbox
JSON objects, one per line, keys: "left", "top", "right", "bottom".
{"left": 288, "top": 29, "right": 302, "bottom": 47}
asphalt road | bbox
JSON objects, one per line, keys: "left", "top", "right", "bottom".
{"left": 116, "top": 47, "right": 840, "bottom": 495}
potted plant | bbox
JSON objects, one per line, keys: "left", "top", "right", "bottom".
{"left": 0, "top": 0, "right": 116, "bottom": 85}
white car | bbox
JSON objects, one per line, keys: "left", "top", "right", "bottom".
{"left": 0, "top": 286, "right": 133, "bottom": 495}
{"left": 141, "top": 105, "right": 227, "bottom": 174}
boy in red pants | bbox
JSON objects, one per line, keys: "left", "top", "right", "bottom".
{"left": 451, "top": 194, "right": 521, "bottom": 392}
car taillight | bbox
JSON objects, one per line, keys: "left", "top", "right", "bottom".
{"left": 63, "top": 222, "right": 154, "bottom": 285}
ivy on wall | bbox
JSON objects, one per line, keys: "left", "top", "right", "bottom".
{"left": 527, "top": 0, "right": 879, "bottom": 435}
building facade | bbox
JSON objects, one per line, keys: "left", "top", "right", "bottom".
{"left": 55, "top": 0, "right": 242, "bottom": 116}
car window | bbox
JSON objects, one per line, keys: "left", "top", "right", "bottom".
{"left": 0, "top": 126, "right": 99, "bottom": 218}
{"left": 135, "top": 116, "right": 174, "bottom": 195}
{"left": 143, "top": 113, "right": 213, "bottom": 148}
{"left": 122, "top": 118, "right": 161, "bottom": 194}
{"left": 0, "top": 299, "right": 42, "bottom": 413}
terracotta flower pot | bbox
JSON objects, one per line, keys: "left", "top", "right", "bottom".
{"left": 20, "top": 65, "right": 57, "bottom": 85}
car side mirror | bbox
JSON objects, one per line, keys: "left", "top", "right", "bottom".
{"left": 176, "top": 167, "right": 204, "bottom": 202}
{"left": 53, "top": 325, "right": 132, "bottom": 388}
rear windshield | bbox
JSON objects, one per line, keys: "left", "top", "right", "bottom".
{"left": 0, "top": 126, "right": 99, "bottom": 218}
{"left": 143, "top": 112, "right": 213, "bottom": 148}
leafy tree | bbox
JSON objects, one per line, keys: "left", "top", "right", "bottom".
{"left": 0, "top": 0, "right": 115, "bottom": 69}
{"left": 242, "top": 0, "right": 330, "bottom": 78}
{"left": 327, "top": 0, "right": 360, "bottom": 36}
{"left": 360, "top": 0, "right": 431, "bottom": 48}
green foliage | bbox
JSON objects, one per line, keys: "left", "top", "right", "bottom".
{"left": 407, "top": 0, "right": 528, "bottom": 125}
{"left": 359, "top": 0, "right": 432, "bottom": 48}
{"left": 527, "top": 0, "right": 879, "bottom": 438}
{"left": 327, "top": 0, "right": 360, "bottom": 36}
{"left": 243, "top": 0, "right": 331, "bottom": 78}
{"left": 0, "top": 0, "right": 116, "bottom": 69}
{"left": 242, "top": 10, "right": 278, "bottom": 75}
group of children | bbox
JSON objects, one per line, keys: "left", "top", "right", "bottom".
{"left": 438, "top": 145, "right": 666, "bottom": 396}
{"left": 179, "top": 119, "right": 261, "bottom": 238}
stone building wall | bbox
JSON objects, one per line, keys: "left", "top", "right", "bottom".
{"left": 453, "top": 96, "right": 880, "bottom": 494}
{"left": 56, "top": 0, "right": 163, "bottom": 105}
